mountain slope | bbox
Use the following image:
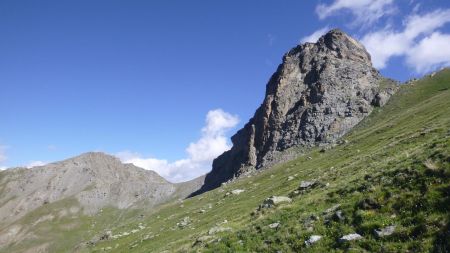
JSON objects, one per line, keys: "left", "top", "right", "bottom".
{"left": 196, "top": 29, "right": 397, "bottom": 194}
{"left": 0, "top": 152, "right": 202, "bottom": 252}
{"left": 89, "top": 68, "right": 450, "bottom": 252}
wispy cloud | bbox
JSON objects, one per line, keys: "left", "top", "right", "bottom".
{"left": 406, "top": 32, "right": 450, "bottom": 73}
{"left": 301, "top": 26, "right": 330, "bottom": 43}
{"left": 313, "top": 0, "right": 450, "bottom": 74}
{"left": 316, "top": 0, "right": 396, "bottom": 26}
{"left": 26, "top": 160, "right": 47, "bottom": 168}
{"left": 116, "top": 109, "right": 239, "bottom": 183}
{"left": 361, "top": 9, "right": 450, "bottom": 72}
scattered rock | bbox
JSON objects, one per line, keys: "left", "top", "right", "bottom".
{"left": 231, "top": 189, "right": 245, "bottom": 195}
{"left": 333, "top": 210, "right": 345, "bottom": 221}
{"left": 99, "top": 230, "right": 112, "bottom": 241}
{"left": 299, "top": 181, "right": 318, "bottom": 190}
{"left": 375, "top": 225, "right": 396, "bottom": 237}
{"left": 337, "top": 139, "right": 349, "bottom": 145}
{"left": 194, "top": 235, "right": 215, "bottom": 246}
{"left": 287, "top": 176, "right": 295, "bottom": 181}
{"left": 305, "top": 235, "right": 322, "bottom": 246}
{"left": 268, "top": 222, "right": 280, "bottom": 229}
{"left": 177, "top": 217, "right": 191, "bottom": 228}
{"left": 303, "top": 215, "right": 320, "bottom": 231}
{"left": 323, "top": 204, "right": 343, "bottom": 224}
{"left": 340, "top": 233, "right": 363, "bottom": 241}
{"left": 208, "top": 226, "right": 232, "bottom": 235}
{"left": 323, "top": 204, "right": 341, "bottom": 215}
{"left": 358, "top": 198, "right": 381, "bottom": 210}
{"left": 264, "top": 196, "right": 292, "bottom": 206}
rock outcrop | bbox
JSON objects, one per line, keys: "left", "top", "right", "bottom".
{"left": 195, "top": 29, "right": 397, "bottom": 194}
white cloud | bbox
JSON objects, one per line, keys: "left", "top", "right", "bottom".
{"left": 0, "top": 166, "right": 7, "bottom": 171}
{"left": 361, "top": 9, "right": 450, "bottom": 71}
{"left": 361, "top": 29, "right": 407, "bottom": 68}
{"left": 116, "top": 109, "right": 239, "bottom": 183}
{"left": 316, "top": 0, "right": 395, "bottom": 25}
{"left": 406, "top": 32, "right": 450, "bottom": 73}
{"left": 301, "top": 26, "right": 330, "bottom": 43}
{"left": 26, "top": 160, "right": 47, "bottom": 168}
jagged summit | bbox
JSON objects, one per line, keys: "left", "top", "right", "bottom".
{"left": 195, "top": 29, "right": 397, "bottom": 194}
{"left": 303, "top": 28, "right": 370, "bottom": 62}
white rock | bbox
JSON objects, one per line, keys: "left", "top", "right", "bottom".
{"left": 340, "top": 233, "right": 363, "bottom": 241}
{"left": 264, "top": 196, "right": 292, "bottom": 206}
{"left": 299, "top": 181, "right": 316, "bottom": 189}
{"left": 268, "top": 222, "right": 280, "bottom": 229}
{"left": 231, "top": 189, "right": 245, "bottom": 195}
{"left": 305, "top": 235, "right": 322, "bottom": 246}
{"left": 375, "top": 225, "right": 396, "bottom": 237}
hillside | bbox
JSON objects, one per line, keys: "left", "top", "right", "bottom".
{"left": 0, "top": 153, "right": 202, "bottom": 252}
{"left": 86, "top": 69, "right": 450, "bottom": 252}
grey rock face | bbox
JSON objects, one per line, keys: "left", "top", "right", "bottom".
{"left": 195, "top": 29, "right": 397, "bottom": 193}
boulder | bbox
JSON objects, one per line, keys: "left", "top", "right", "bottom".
{"left": 305, "top": 235, "right": 322, "bottom": 246}
{"left": 299, "top": 181, "right": 317, "bottom": 190}
{"left": 375, "top": 225, "right": 396, "bottom": 237}
{"left": 268, "top": 222, "right": 280, "bottom": 229}
{"left": 340, "top": 233, "right": 363, "bottom": 241}
{"left": 264, "top": 196, "right": 292, "bottom": 206}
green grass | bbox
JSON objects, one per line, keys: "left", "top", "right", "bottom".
{"left": 3, "top": 69, "right": 450, "bottom": 252}
{"left": 90, "top": 69, "right": 449, "bottom": 253}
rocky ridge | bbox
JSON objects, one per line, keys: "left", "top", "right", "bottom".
{"left": 0, "top": 152, "right": 200, "bottom": 225}
{"left": 196, "top": 29, "right": 397, "bottom": 193}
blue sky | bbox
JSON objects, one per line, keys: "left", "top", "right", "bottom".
{"left": 1, "top": 0, "right": 450, "bottom": 182}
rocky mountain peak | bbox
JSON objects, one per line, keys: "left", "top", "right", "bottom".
{"left": 194, "top": 29, "right": 397, "bottom": 194}
{"left": 0, "top": 152, "right": 177, "bottom": 224}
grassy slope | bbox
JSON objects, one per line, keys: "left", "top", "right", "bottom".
{"left": 89, "top": 69, "right": 450, "bottom": 253}
{"left": 3, "top": 70, "right": 448, "bottom": 252}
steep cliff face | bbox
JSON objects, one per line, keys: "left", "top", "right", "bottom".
{"left": 196, "top": 29, "right": 397, "bottom": 193}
